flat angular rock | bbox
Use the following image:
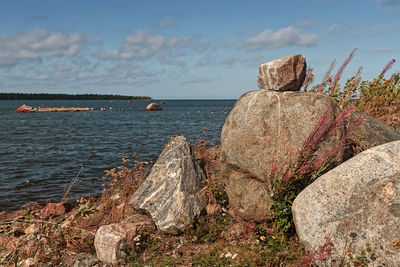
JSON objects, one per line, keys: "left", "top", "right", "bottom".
{"left": 257, "top": 54, "right": 306, "bottom": 91}
{"left": 293, "top": 140, "right": 400, "bottom": 266}
{"left": 94, "top": 215, "right": 154, "bottom": 264}
{"left": 129, "top": 136, "right": 206, "bottom": 232}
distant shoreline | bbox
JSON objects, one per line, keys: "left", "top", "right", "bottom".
{"left": 0, "top": 93, "right": 152, "bottom": 100}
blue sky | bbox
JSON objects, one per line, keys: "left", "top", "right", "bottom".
{"left": 0, "top": 0, "right": 399, "bottom": 99}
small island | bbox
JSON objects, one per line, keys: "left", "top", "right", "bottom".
{"left": 0, "top": 93, "right": 152, "bottom": 101}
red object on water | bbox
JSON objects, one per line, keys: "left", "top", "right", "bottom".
{"left": 14, "top": 105, "right": 32, "bottom": 112}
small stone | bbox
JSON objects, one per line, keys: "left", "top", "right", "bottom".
{"left": 24, "top": 224, "right": 39, "bottom": 235}
{"left": 257, "top": 54, "right": 306, "bottom": 91}
{"left": 206, "top": 203, "right": 222, "bottom": 216}
{"left": 18, "top": 257, "right": 37, "bottom": 267}
{"left": 94, "top": 223, "right": 137, "bottom": 264}
{"left": 145, "top": 102, "right": 162, "bottom": 111}
{"left": 94, "top": 214, "right": 155, "bottom": 264}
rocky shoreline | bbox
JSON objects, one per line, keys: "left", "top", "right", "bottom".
{"left": 1, "top": 54, "right": 400, "bottom": 266}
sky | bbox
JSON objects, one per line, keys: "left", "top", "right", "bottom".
{"left": 0, "top": 0, "right": 399, "bottom": 99}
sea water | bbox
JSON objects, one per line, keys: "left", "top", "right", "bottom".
{"left": 0, "top": 100, "right": 234, "bottom": 211}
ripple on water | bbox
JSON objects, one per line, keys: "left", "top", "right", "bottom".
{"left": 0, "top": 100, "right": 235, "bottom": 211}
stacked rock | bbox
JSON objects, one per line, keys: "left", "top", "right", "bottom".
{"left": 220, "top": 54, "right": 342, "bottom": 222}
{"left": 257, "top": 54, "right": 306, "bottom": 91}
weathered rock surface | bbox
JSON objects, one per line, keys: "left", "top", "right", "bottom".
{"left": 145, "top": 102, "right": 162, "bottom": 111}
{"left": 221, "top": 90, "right": 343, "bottom": 221}
{"left": 293, "top": 140, "right": 400, "bottom": 266}
{"left": 221, "top": 90, "right": 341, "bottom": 183}
{"left": 225, "top": 169, "right": 272, "bottom": 221}
{"left": 94, "top": 214, "right": 155, "bottom": 264}
{"left": 130, "top": 136, "right": 206, "bottom": 232}
{"left": 257, "top": 54, "right": 306, "bottom": 91}
{"left": 349, "top": 111, "right": 400, "bottom": 149}
{"left": 69, "top": 253, "right": 98, "bottom": 267}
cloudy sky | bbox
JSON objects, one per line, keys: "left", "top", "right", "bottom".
{"left": 0, "top": 0, "right": 399, "bottom": 99}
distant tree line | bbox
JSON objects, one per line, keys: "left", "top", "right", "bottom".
{"left": 0, "top": 93, "right": 152, "bottom": 100}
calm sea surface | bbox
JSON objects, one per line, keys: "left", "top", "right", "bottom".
{"left": 0, "top": 100, "right": 235, "bottom": 211}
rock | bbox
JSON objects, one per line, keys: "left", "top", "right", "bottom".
{"left": 221, "top": 90, "right": 341, "bottom": 183}
{"left": 94, "top": 215, "right": 155, "bottom": 264}
{"left": 349, "top": 111, "right": 400, "bottom": 150}
{"left": 60, "top": 253, "right": 98, "bottom": 267}
{"left": 206, "top": 203, "right": 222, "bottom": 216}
{"left": 41, "top": 202, "right": 66, "bottom": 218}
{"left": 145, "top": 102, "right": 162, "bottom": 111}
{"left": 225, "top": 169, "right": 273, "bottom": 222}
{"left": 130, "top": 136, "right": 206, "bottom": 232}
{"left": 257, "top": 54, "right": 306, "bottom": 91}
{"left": 122, "top": 214, "right": 155, "bottom": 231}
{"left": 94, "top": 222, "right": 143, "bottom": 264}
{"left": 24, "top": 223, "right": 39, "bottom": 235}
{"left": 72, "top": 253, "right": 98, "bottom": 267}
{"left": 221, "top": 90, "right": 344, "bottom": 221}
{"left": 292, "top": 140, "right": 400, "bottom": 266}
{"left": 18, "top": 257, "right": 37, "bottom": 267}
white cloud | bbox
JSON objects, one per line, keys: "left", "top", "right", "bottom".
{"left": 101, "top": 30, "right": 207, "bottom": 64}
{"left": 240, "top": 26, "right": 318, "bottom": 50}
{"left": 0, "top": 29, "right": 99, "bottom": 66}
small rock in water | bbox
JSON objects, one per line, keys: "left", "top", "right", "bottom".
{"left": 145, "top": 102, "right": 162, "bottom": 111}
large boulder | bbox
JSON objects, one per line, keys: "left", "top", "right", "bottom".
{"left": 130, "top": 136, "right": 206, "bottom": 232}
{"left": 349, "top": 111, "right": 400, "bottom": 150}
{"left": 293, "top": 140, "right": 400, "bottom": 265}
{"left": 94, "top": 214, "right": 154, "bottom": 264}
{"left": 220, "top": 90, "right": 342, "bottom": 221}
{"left": 257, "top": 54, "right": 306, "bottom": 91}
{"left": 225, "top": 169, "right": 272, "bottom": 222}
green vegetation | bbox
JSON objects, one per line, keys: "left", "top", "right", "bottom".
{"left": 0, "top": 93, "right": 152, "bottom": 100}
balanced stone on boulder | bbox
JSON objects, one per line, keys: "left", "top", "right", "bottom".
{"left": 129, "top": 136, "right": 206, "bottom": 232}
{"left": 220, "top": 90, "right": 343, "bottom": 221}
{"left": 292, "top": 140, "right": 400, "bottom": 266}
{"left": 257, "top": 54, "right": 306, "bottom": 91}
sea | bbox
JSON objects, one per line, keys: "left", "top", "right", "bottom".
{"left": 0, "top": 100, "right": 235, "bottom": 212}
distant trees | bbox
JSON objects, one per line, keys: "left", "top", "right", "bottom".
{"left": 0, "top": 93, "right": 152, "bottom": 100}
